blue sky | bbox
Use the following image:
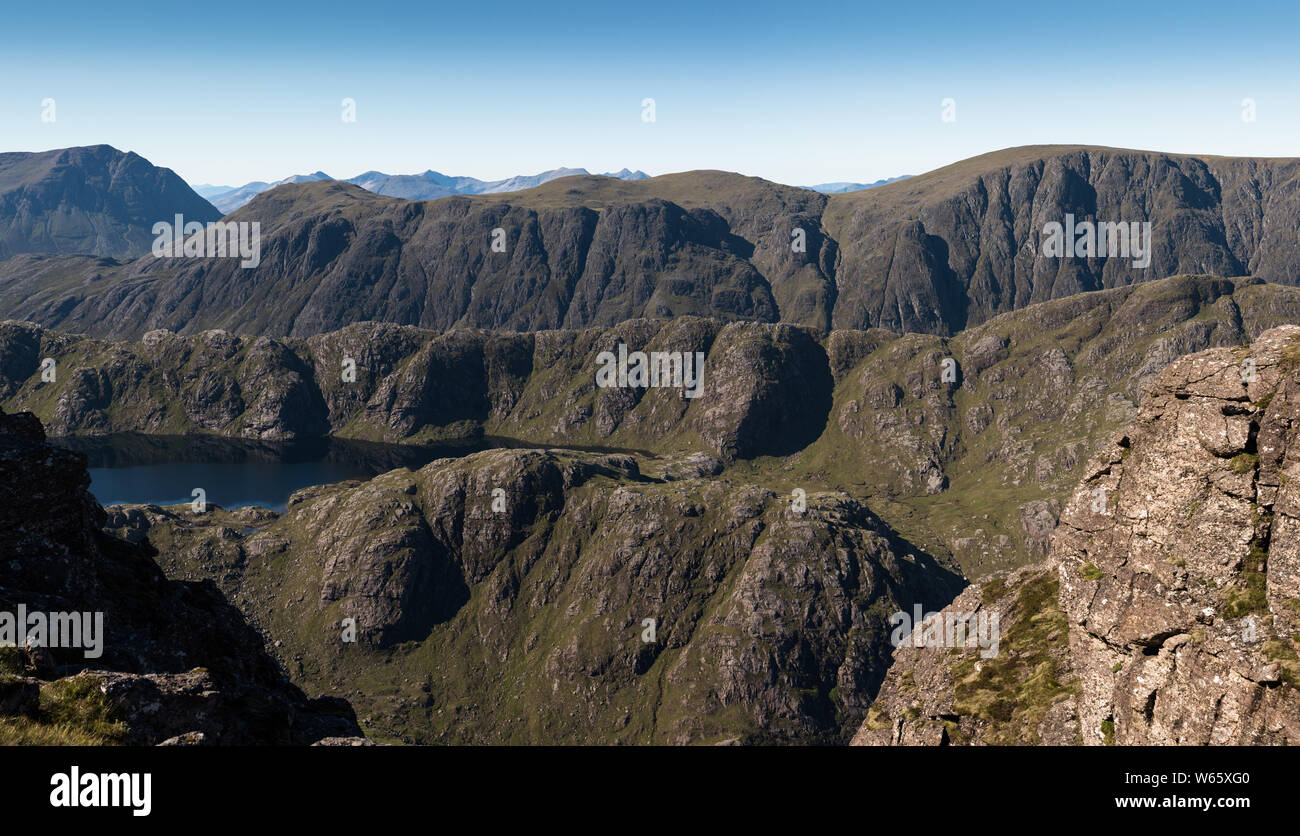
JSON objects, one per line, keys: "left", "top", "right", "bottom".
{"left": 2, "top": 0, "right": 1297, "bottom": 186}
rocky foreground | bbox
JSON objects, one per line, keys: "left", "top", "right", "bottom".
{"left": 854, "top": 326, "right": 1300, "bottom": 745}
{"left": 0, "top": 407, "right": 365, "bottom": 745}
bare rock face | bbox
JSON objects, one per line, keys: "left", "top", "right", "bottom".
{"left": 690, "top": 322, "right": 832, "bottom": 461}
{"left": 853, "top": 326, "right": 1300, "bottom": 745}
{"left": 1055, "top": 324, "right": 1300, "bottom": 744}
{"left": 0, "top": 406, "right": 363, "bottom": 744}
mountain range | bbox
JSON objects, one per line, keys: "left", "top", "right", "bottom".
{"left": 804, "top": 175, "right": 912, "bottom": 193}
{"left": 2, "top": 144, "right": 1300, "bottom": 342}
{"left": 198, "top": 168, "right": 904, "bottom": 213}
{"left": 196, "top": 166, "right": 652, "bottom": 213}
{"left": 5, "top": 273, "right": 1298, "bottom": 742}
{"left": 193, "top": 172, "right": 333, "bottom": 212}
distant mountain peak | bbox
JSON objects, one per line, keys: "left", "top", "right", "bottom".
{"left": 804, "top": 175, "right": 911, "bottom": 194}
{"left": 276, "top": 172, "right": 332, "bottom": 185}
{"left": 192, "top": 164, "right": 653, "bottom": 211}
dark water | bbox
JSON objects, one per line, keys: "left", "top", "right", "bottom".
{"left": 49, "top": 433, "right": 648, "bottom": 512}
{"left": 49, "top": 434, "right": 519, "bottom": 512}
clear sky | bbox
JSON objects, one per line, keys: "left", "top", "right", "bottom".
{"left": 2, "top": 0, "right": 1297, "bottom": 187}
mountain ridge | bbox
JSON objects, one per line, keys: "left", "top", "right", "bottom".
{"left": 3, "top": 144, "right": 1300, "bottom": 347}
{"left": 805, "top": 175, "right": 912, "bottom": 193}
{"left": 201, "top": 166, "right": 653, "bottom": 212}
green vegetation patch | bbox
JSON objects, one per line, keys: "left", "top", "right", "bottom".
{"left": 0, "top": 646, "right": 28, "bottom": 677}
{"left": 1230, "top": 453, "right": 1259, "bottom": 475}
{"left": 863, "top": 704, "right": 891, "bottom": 732}
{"left": 1262, "top": 639, "right": 1300, "bottom": 687}
{"left": 950, "top": 571, "right": 1076, "bottom": 744}
{"left": 0, "top": 675, "right": 129, "bottom": 746}
{"left": 1222, "top": 545, "right": 1269, "bottom": 618}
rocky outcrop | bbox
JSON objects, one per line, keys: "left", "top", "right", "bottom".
{"left": 0, "top": 407, "right": 363, "bottom": 744}
{"left": 108, "top": 447, "right": 965, "bottom": 744}
{"left": 853, "top": 326, "right": 1300, "bottom": 745}
{"left": 0, "top": 316, "right": 833, "bottom": 461}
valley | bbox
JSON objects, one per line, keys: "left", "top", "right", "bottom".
{"left": 6, "top": 273, "right": 1300, "bottom": 576}
{"left": 3, "top": 142, "right": 1300, "bottom": 746}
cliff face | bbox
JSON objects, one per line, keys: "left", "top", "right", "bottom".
{"left": 108, "top": 448, "right": 964, "bottom": 744}
{"left": 0, "top": 316, "right": 833, "bottom": 460}
{"left": 0, "top": 146, "right": 221, "bottom": 260}
{"left": 0, "top": 407, "right": 363, "bottom": 744}
{"left": 853, "top": 326, "right": 1300, "bottom": 745}
{"left": 824, "top": 147, "right": 1300, "bottom": 334}
{"left": 2, "top": 147, "right": 1299, "bottom": 340}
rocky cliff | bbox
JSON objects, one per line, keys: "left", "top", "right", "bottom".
{"left": 0, "top": 172, "right": 822, "bottom": 337}
{"left": 825, "top": 146, "right": 1300, "bottom": 334}
{"left": 853, "top": 326, "right": 1300, "bottom": 745}
{"left": 0, "top": 406, "right": 363, "bottom": 744}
